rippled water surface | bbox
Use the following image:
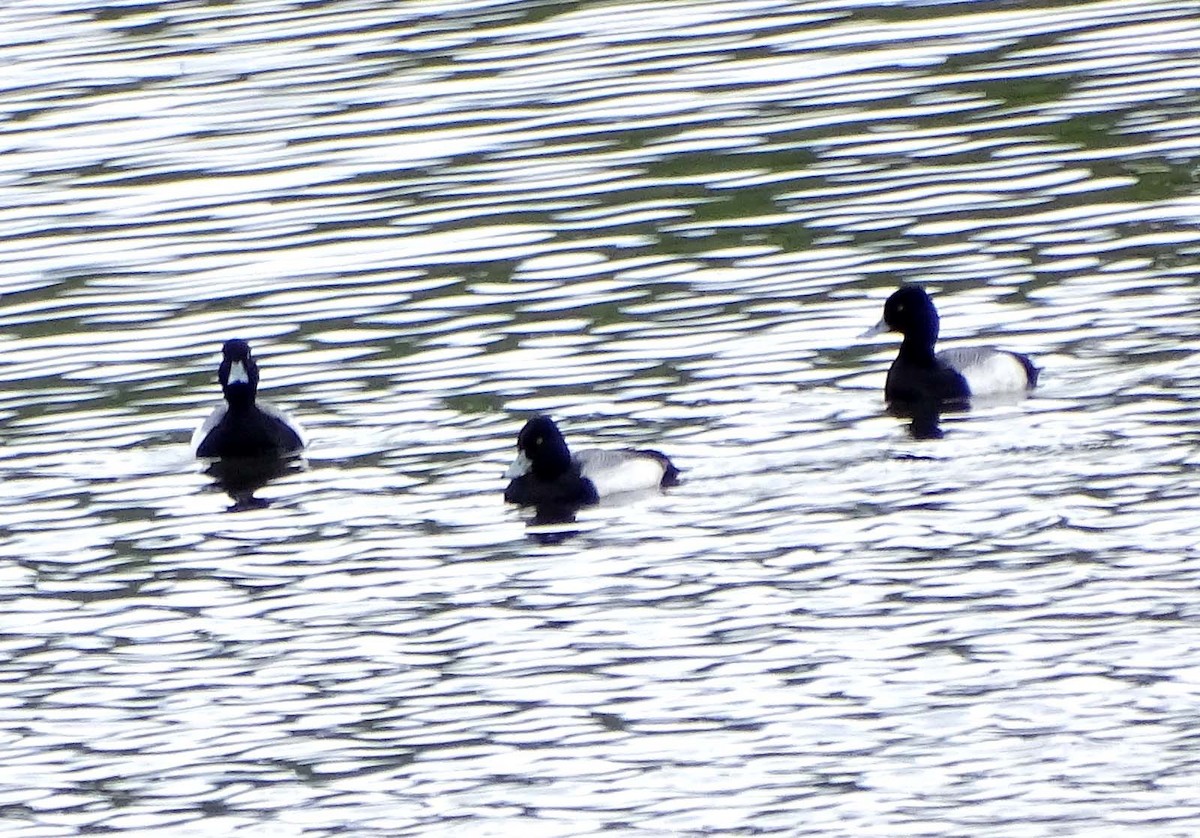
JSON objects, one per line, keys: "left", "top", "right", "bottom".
{"left": 2, "top": 0, "right": 1200, "bottom": 834}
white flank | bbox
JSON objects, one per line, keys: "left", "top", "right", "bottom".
{"left": 260, "top": 401, "right": 309, "bottom": 448}
{"left": 190, "top": 404, "right": 227, "bottom": 453}
{"left": 938, "top": 347, "right": 1031, "bottom": 396}
{"left": 577, "top": 449, "right": 665, "bottom": 497}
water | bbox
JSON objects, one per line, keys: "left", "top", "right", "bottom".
{"left": 2, "top": 0, "right": 1199, "bottom": 834}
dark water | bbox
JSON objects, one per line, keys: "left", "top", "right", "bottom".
{"left": 2, "top": 0, "right": 1199, "bottom": 835}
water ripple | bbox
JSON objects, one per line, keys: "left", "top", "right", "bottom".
{"left": 2, "top": 0, "right": 1200, "bottom": 835}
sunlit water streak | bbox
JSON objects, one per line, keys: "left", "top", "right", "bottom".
{"left": 1, "top": 0, "right": 1199, "bottom": 835}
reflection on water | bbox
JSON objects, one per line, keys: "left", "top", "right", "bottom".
{"left": 522, "top": 502, "right": 584, "bottom": 545}
{"left": 204, "top": 456, "right": 304, "bottom": 511}
{"left": 2, "top": 0, "right": 1200, "bottom": 835}
{"left": 892, "top": 399, "right": 947, "bottom": 440}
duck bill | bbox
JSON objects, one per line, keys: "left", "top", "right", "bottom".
{"left": 504, "top": 452, "right": 532, "bottom": 479}
{"left": 227, "top": 360, "right": 251, "bottom": 385}
{"left": 861, "top": 318, "right": 890, "bottom": 338}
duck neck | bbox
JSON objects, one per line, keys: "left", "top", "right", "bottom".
{"left": 899, "top": 334, "right": 938, "bottom": 366}
{"left": 222, "top": 384, "right": 258, "bottom": 413}
{"left": 899, "top": 310, "right": 940, "bottom": 366}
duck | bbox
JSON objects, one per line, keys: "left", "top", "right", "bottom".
{"left": 192, "top": 339, "right": 306, "bottom": 459}
{"left": 504, "top": 415, "right": 680, "bottom": 507}
{"left": 866, "top": 284, "right": 1039, "bottom": 405}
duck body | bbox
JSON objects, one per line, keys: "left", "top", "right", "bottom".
{"left": 193, "top": 401, "right": 305, "bottom": 459}
{"left": 192, "top": 339, "right": 306, "bottom": 460}
{"left": 504, "top": 415, "right": 679, "bottom": 507}
{"left": 871, "top": 285, "right": 1038, "bottom": 406}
